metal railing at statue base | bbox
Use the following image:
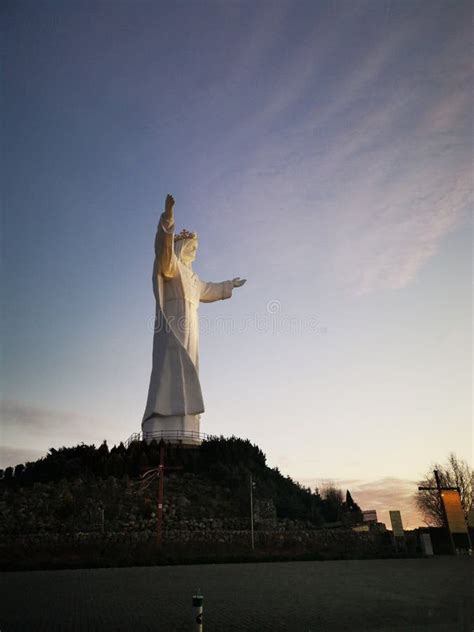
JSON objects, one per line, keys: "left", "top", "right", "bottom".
{"left": 125, "top": 429, "right": 210, "bottom": 448}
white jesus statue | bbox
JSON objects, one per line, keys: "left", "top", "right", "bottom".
{"left": 142, "top": 194, "right": 246, "bottom": 442}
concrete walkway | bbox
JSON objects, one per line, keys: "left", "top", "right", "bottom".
{"left": 1, "top": 557, "right": 472, "bottom": 631}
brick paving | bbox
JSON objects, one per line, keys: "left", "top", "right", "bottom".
{"left": 0, "top": 558, "right": 472, "bottom": 631}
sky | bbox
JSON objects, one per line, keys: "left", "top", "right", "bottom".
{"left": 1, "top": 0, "right": 472, "bottom": 528}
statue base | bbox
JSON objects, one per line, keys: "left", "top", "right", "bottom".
{"left": 141, "top": 414, "right": 202, "bottom": 445}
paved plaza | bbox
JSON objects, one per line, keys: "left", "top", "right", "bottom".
{"left": 1, "top": 558, "right": 472, "bottom": 631}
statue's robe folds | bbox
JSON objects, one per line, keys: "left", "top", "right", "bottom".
{"left": 142, "top": 213, "right": 233, "bottom": 429}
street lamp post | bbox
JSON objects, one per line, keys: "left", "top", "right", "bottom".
{"left": 249, "top": 473, "right": 255, "bottom": 550}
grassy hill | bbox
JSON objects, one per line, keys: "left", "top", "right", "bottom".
{"left": 0, "top": 436, "right": 362, "bottom": 534}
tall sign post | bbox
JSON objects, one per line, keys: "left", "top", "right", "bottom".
{"left": 441, "top": 489, "right": 471, "bottom": 551}
{"left": 249, "top": 473, "right": 255, "bottom": 550}
{"left": 389, "top": 510, "right": 406, "bottom": 552}
{"left": 418, "top": 470, "right": 471, "bottom": 554}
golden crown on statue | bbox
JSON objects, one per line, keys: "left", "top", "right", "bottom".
{"left": 174, "top": 229, "right": 197, "bottom": 242}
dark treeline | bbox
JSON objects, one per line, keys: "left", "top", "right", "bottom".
{"left": 0, "top": 436, "right": 362, "bottom": 525}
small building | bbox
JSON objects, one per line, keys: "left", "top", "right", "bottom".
{"left": 362, "top": 509, "right": 377, "bottom": 523}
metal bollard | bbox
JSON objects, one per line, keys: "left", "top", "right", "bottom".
{"left": 192, "top": 591, "right": 203, "bottom": 631}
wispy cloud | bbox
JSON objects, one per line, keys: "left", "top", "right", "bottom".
{"left": 199, "top": 6, "right": 472, "bottom": 295}
{"left": 0, "top": 400, "right": 113, "bottom": 460}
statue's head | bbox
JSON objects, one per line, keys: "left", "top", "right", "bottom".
{"left": 174, "top": 230, "right": 198, "bottom": 265}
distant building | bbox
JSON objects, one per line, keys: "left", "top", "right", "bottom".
{"left": 362, "top": 509, "right": 377, "bottom": 523}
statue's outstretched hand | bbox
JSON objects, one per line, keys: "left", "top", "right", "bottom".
{"left": 232, "top": 277, "right": 247, "bottom": 288}
{"left": 164, "top": 194, "right": 175, "bottom": 220}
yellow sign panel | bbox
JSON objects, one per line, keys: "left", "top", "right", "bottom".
{"left": 441, "top": 490, "right": 468, "bottom": 534}
{"left": 389, "top": 510, "right": 404, "bottom": 538}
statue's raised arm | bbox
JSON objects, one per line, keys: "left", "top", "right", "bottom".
{"left": 164, "top": 193, "right": 175, "bottom": 224}
{"left": 155, "top": 193, "right": 178, "bottom": 280}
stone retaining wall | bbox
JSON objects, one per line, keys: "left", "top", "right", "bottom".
{"left": 0, "top": 527, "right": 393, "bottom": 556}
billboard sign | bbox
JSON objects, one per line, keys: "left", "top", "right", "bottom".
{"left": 441, "top": 490, "right": 468, "bottom": 534}
{"left": 420, "top": 533, "right": 434, "bottom": 556}
{"left": 362, "top": 510, "right": 377, "bottom": 523}
{"left": 389, "top": 510, "right": 404, "bottom": 538}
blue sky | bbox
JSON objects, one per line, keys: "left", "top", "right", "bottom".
{"left": 1, "top": 0, "right": 471, "bottom": 527}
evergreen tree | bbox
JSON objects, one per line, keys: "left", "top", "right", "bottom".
{"left": 14, "top": 464, "right": 25, "bottom": 479}
{"left": 346, "top": 490, "right": 355, "bottom": 508}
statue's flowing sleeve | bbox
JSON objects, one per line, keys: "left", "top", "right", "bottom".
{"left": 156, "top": 213, "right": 178, "bottom": 280}
{"left": 199, "top": 279, "right": 233, "bottom": 303}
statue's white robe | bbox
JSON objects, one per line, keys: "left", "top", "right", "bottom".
{"left": 142, "top": 213, "right": 233, "bottom": 424}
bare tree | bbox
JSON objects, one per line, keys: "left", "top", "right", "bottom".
{"left": 416, "top": 453, "right": 473, "bottom": 526}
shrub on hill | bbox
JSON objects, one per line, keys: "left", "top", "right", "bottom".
{"left": 0, "top": 437, "right": 360, "bottom": 525}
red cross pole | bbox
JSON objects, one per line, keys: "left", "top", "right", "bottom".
{"left": 140, "top": 440, "right": 182, "bottom": 546}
